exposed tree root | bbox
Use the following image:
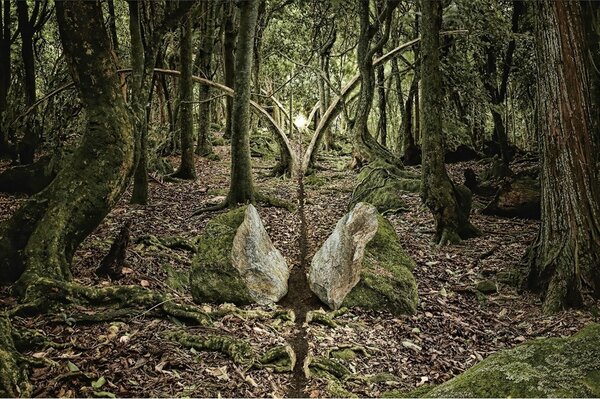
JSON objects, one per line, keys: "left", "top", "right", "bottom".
{"left": 166, "top": 329, "right": 295, "bottom": 372}
{"left": 136, "top": 234, "right": 198, "bottom": 253}
{"left": 192, "top": 200, "right": 229, "bottom": 215}
{"left": 306, "top": 308, "right": 349, "bottom": 328}
{"left": 0, "top": 316, "right": 33, "bottom": 398}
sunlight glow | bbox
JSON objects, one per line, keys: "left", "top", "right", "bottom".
{"left": 294, "top": 114, "right": 308, "bottom": 130}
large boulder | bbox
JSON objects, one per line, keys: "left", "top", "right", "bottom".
{"left": 190, "top": 205, "right": 289, "bottom": 305}
{"left": 309, "top": 203, "right": 418, "bottom": 314}
{"left": 423, "top": 323, "right": 600, "bottom": 397}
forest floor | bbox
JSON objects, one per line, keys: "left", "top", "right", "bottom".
{"left": 0, "top": 141, "right": 596, "bottom": 398}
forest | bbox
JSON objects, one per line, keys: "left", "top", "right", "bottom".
{"left": 0, "top": 0, "right": 599, "bottom": 397}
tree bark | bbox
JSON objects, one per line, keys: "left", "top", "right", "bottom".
{"left": 375, "top": 50, "right": 387, "bottom": 147}
{"left": 172, "top": 14, "right": 196, "bottom": 179}
{"left": 222, "top": 0, "right": 238, "bottom": 140}
{"left": 195, "top": 0, "right": 218, "bottom": 157}
{"left": 525, "top": 0, "right": 600, "bottom": 313}
{"left": 351, "top": 0, "right": 401, "bottom": 168}
{"left": 16, "top": 0, "right": 38, "bottom": 165}
{"left": 0, "top": 0, "right": 11, "bottom": 156}
{"left": 420, "top": 0, "right": 478, "bottom": 245}
{"left": 227, "top": 0, "right": 261, "bottom": 204}
{"left": 0, "top": 0, "right": 135, "bottom": 291}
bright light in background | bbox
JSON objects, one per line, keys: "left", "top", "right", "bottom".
{"left": 294, "top": 114, "right": 308, "bottom": 130}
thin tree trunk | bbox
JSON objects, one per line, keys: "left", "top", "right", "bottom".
{"left": 222, "top": 0, "right": 238, "bottom": 140}
{"left": 351, "top": 0, "right": 401, "bottom": 168}
{"left": 0, "top": 0, "right": 11, "bottom": 156}
{"left": 195, "top": 0, "right": 218, "bottom": 157}
{"left": 227, "top": 0, "right": 261, "bottom": 204}
{"left": 376, "top": 50, "right": 387, "bottom": 147}
{"left": 420, "top": 0, "right": 478, "bottom": 245}
{"left": 16, "top": 0, "right": 38, "bottom": 165}
{"left": 525, "top": 0, "right": 600, "bottom": 314}
{"left": 172, "top": 14, "right": 196, "bottom": 179}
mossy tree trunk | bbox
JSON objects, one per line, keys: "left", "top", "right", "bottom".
{"left": 226, "top": 0, "right": 261, "bottom": 205}
{"left": 319, "top": 24, "right": 336, "bottom": 150}
{"left": 420, "top": 0, "right": 478, "bottom": 245}
{"left": 129, "top": 1, "right": 194, "bottom": 203}
{"left": 222, "top": 0, "right": 238, "bottom": 141}
{"left": 351, "top": 0, "right": 401, "bottom": 168}
{"left": 172, "top": 14, "right": 196, "bottom": 179}
{"left": 525, "top": 0, "right": 600, "bottom": 314}
{"left": 128, "top": 0, "right": 151, "bottom": 204}
{"left": 375, "top": 50, "right": 387, "bottom": 147}
{"left": 0, "top": 0, "right": 12, "bottom": 156}
{"left": 0, "top": 0, "right": 135, "bottom": 290}
{"left": 16, "top": 0, "right": 48, "bottom": 165}
{"left": 195, "top": 0, "right": 218, "bottom": 158}
{"left": 392, "top": 58, "right": 419, "bottom": 164}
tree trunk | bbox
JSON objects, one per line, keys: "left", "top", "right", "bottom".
{"left": 172, "top": 14, "right": 196, "bottom": 179}
{"left": 525, "top": 0, "right": 600, "bottom": 314}
{"left": 420, "top": 0, "right": 478, "bottom": 245}
{"left": 222, "top": 0, "right": 238, "bottom": 140}
{"left": 0, "top": 0, "right": 134, "bottom": 290}
{"left": 0, "top": 0, "right": 11, "bottom": 156}
{"left": 226, "top": 0, "right": 261, "bottom": 204}
{"left": 351, "top": 0, "right": 401, "bottom": 168}
{"left": 195, "top": 0, "right": 218, "bottom": 157}
{"left": 376, "top": 50, "right": 387, "bottom": 147}
{"left": 16, "top": 0, "right": 38, "bottom": 165}
{"left": 392, "top": 58, "right": 419, "bottom": 165}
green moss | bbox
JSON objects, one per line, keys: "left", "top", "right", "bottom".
{"left": 475, "top": 280, "right": 497, "bottom": 294}
{"left": 331, "top": 348, "right": 357, "bottom": 361}
{"left": 342, "top": 215, "right": 418, "bottom": 315}
{"left": 382, "top": 385, "right": 435, "bottom": 398}
{"left": 424, "top": 323, "right": 600, "bottom": 397}
{"left": 352, "top": 160, "right": 421, "bottom": 213}
{"left": 162, "top": 264, "right": 190, "bottom": 293}
{"left": 190, "top": 206, "right": 254, "bottom": 305}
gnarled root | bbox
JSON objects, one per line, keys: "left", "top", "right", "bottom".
{"left": 0, "top": 316, "right": 33, "bottom": 398}
{"left": 166, "top": 329, "right": 295, "bottom": 372}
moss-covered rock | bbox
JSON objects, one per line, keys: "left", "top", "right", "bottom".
{"left": 350, "top": 160, "right": 421, "bottom": 214}
{"left": 424, "top": 323, "right": 600, "bottom": 397}
{"left": 190, "top": 205, "right": 289, "bottom": 305}
{"left": 342, "top": 215, "right": 418, "bottom": 315}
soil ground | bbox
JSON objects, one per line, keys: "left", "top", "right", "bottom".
{"left": 0, "top": 142, "right": 596, "bottom": 398}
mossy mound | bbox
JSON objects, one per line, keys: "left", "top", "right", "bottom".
{"left": 342, "top": 215, "right": 418, "bottom": 315}
{"left": 351, "top": 160, "right": 421, "bottom": 214}
{"left": 190, "top": 205, "right": 289, "bottom": 305}
{"left": 423, "top": 323, "right": 600, "bottom": 397}
{"left": 190, "top": 207, "right": 254, "bottom": 305}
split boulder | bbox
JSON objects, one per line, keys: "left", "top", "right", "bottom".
{"left": 190, "top": 205, "right": 289, "bottom": 305}
{"left": 309, "top": 202, "right": 418, "bottom": 314}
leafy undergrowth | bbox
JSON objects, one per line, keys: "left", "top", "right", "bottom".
{"left": 0, "top": 145, "right": 596, "bottom": 397}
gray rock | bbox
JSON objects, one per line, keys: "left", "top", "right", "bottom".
{"left": 308, "top": 202, "right": 379, "bottom": 309}
{"left": 232, "top": 204, "right": 289, "bottom": 304}
{"left": 190, "top": 205, "right": 289, "bottom": 305}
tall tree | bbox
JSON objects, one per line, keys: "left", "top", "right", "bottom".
{"left": 0, "top": 0, "right": 12, "bottom": 156}
{"left": 222, "top": 0, "right": 238, "bottom": 140}
{"left": 0, "top": 0, "right": 134, "bottom": 289}
{"left": 420, "top": 0, "right": 478, "bottom": 245}
{"left": 525, "top": 0, "right": 600, "bottom": 313}
{"left": 171, "top": 13, "right": 196, "bottom": 179}
{"left": 195, "top": 0, "right": 219, "bottom": 157}
{"left": 16, "top": 0, "right": 52, "bottom": 164}
{"left": 352, "top": 0, "right": 401, "bottom": 168}
{"left": 226, "top": 0, "right": 261, "bottom": 204}
{"left": 129, "top": 1, "right": 194, "bottom": 204}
